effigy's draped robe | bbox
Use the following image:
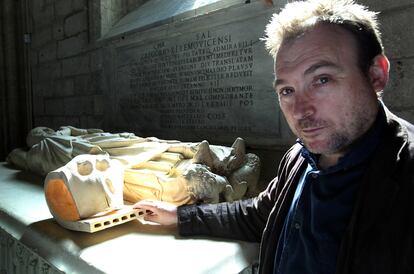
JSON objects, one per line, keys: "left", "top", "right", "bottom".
{"left": 7, "top": 126, "right": 261, "bottom": 206}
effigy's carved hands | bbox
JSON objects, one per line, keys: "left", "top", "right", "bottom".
{"left": 133, "top": 200, "right": 178, "bottom": 226}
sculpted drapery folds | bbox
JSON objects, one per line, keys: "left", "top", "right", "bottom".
{"left": 7, "top": 126, "right": 261, "bottom": 211}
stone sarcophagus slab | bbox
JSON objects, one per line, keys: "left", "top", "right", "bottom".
{"left": 103, "top": 1, "right": 283, "bottom": 146}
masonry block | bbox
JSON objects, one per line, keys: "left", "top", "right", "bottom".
{"left": 73, "top": 0, "right": 88, "bottom": 11}
{"left": 53, "top": 19, "right": 65, "bottom": 40}
{"left": 57, "top": 32, "right": 88, "bottom": 59}
{"left": 63, "top": 97, "right": 82, "bottom": 115}
{"left": 80, "top": 115, "right": 104, "bottom": 129}
{"left": 89, "top": 71, "right": 104, "bottom": 94}
{"left": 33, "top": 1, "right": 54, "bottom": 28}
{"left": 32, "top": 95, "right": 45, "bottom": 116}
{"left": 36, "top": 62, "right": 61, "bottom": 82}
{"left": 90, "top": 49, "right": 103, "bottom": 72}
{"left": 61, "top": 54, "right": 90, "bottom": 77}
{"left": 362, "top": 0, "right": 414, "bottom": 11}
{"left": 385, "top": 106, "right": 414, "bottom": 124}
{"left": 380, "top": 7, "right": 414, "bottom": 59}
{"left": 52, "top": 116, "right": 81, "bottom": 128}
{"left": 44, "top": 98, "right": 65, "bottom": 116}
{"left": 38, "top": 42, "right": 57, "bottom": 63}
{"left": 395, "top": 109, "right": 414, "bottom": 124}
{"left": 64, "top": 10, "right": 88, "bottom": 37}
{"left": 383, "top": 57, "right": 414, "bottom": 108}
{"left": 31, "top": 26, "right": 53, "bottom": 48}
{"left": 81, "top": 96, "right": 95, "bottom": 115}
{"left": 54, "top": 78, "right": 75, "bottom": 97}
{"left": 31, "top": 0, "right": 44, "bottom": 15}
{"left": 55, "top": 0, "right": 72, "bottom": 18}
{"left": 33, "top": 116, "right": 53, "bottom": 128}
{"left": 32, "top": 80, "right": 53, "bottom": 97}
{"left": 63, "top": 96, "right": 94, "bottom": 116}
{"left": 73, "top": 74, "right": 91, "bottom": 95}
{"left": 93, "top": 94, "right": 104, "bottom": 115}
{"left": 73, "top": 71, "right": 102, "bottom": 95}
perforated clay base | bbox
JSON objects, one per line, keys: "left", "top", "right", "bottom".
{"left": 55, "top": 206, "right": 145, "bottom": 233}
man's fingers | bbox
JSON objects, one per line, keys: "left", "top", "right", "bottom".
{"left": 133, "top": 200, "right": 157, "bottom": 210}
{"left": 144, "top": 214, "right": 159, "bottom": 223}
{"left": 132, "top": 200, "right": 178, "bottom": 226}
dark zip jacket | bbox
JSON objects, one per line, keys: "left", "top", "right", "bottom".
{"left": 178, "top": 106, "right": 414, "bottom": 274}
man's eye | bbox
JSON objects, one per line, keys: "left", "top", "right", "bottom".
{"left": 316, "top": 76, "right": 329, "bottom": 85}
{"left": 279, "top": 87, "right": 294, "bottom": 96}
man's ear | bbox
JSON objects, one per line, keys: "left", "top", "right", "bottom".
{"left": 369, "top": 54, "right": 390, "bottom": 92}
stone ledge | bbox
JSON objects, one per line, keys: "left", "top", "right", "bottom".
{"left": 0, "top": 226, "right": 63, "bottom": 274}
{"left": 0, "top": 162, "right": 259, "bottom": 274}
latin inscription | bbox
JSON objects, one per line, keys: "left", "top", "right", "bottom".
{"left": 115, "top": 27, "right": 279, "bottom": 143}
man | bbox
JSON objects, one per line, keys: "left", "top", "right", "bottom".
{"left": 134, "top": 0, "right": 414, "bottom": 273}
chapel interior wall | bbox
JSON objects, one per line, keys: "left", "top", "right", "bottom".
{"left": 18, "top": 0, "right": 414, "bottom": 183}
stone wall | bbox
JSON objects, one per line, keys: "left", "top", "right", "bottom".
{"left": 366, "top": 0, "right": 414, "bottom": 122}
{"left": 31, "top": 0, "right": 99, "bottom": 128}
{"left": 103, "top": 2, "right": 282, "bottom": 146}
{"left": 30, "top": 0, "right": 148, "bottom": 128}
{"left": 27, "top": 0, "right": 414, "bottom": 181}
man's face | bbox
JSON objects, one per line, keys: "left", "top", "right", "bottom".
{"left": 275, "top": 24, "right": 379, "bottom": 156}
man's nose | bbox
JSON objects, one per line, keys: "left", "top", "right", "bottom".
{"left": 291, "top": 93, "right": 315, "bottom": 120}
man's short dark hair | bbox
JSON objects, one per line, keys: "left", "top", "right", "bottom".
{"left": 264, "top": 0, "right": 383, "bottom": 74}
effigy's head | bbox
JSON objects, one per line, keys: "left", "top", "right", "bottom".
{"left": 44, "top": 154, "right": 124, "bottom": 221}
{"left": 26, "top": 126, "right": 56, "bottom": 147}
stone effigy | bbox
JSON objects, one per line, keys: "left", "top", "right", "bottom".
{"left": 7, "top": 126, "right": 261, "bottom": 207}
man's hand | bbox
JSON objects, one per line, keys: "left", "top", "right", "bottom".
{"left": 133, "top": 200, "right": 178, "bottom": 226}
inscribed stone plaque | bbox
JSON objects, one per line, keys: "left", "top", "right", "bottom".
{"left": 112, "top": 11, "right": 280, "bottom": 146}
